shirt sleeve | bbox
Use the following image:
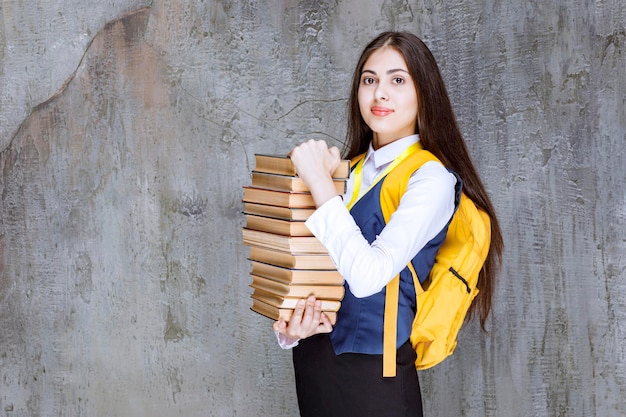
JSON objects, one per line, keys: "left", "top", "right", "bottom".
{"left": 275, "top": 331, "right": 300, "bottom": 349}
{"left": 305, "top": 161, "right": 457, "bottom": 298}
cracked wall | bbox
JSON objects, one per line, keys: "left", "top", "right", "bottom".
{"left": 1, "top": 1, "right": 625, "bottom": 416}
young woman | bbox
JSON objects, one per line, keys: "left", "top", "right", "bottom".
{"left": 272, "top": 31, "right": 503, "bottom": 417}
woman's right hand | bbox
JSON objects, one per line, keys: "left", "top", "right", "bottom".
{"left": 289, "top": 139, "right": 342, "bottom": 208}
{"left": 272, "top": 296, "right": 333, "bottom": 342}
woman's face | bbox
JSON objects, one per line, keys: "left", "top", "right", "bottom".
{"left": 357, "top": 47, "right": 418, "bottom": 149}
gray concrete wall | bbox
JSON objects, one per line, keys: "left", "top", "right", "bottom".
{"left": 1, "top": 1, "right": 624, "bottom": 416}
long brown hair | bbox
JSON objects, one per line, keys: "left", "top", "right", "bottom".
{"left": 344, "top": 31, "right": 503, "bottom": 330}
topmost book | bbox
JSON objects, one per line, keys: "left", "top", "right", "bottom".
{"left": 254, "top": 154, "right": 351, "bottom": 179}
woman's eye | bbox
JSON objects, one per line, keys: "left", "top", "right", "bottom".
{"left": 393, "top": 77, "right": 405, "bottom": 84}
{"left": 362, "top": 77, "right": 375, "bottom": 85}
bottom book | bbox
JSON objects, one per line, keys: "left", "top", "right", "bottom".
{"left": 251, "top": 298, "right": 338, "bottom": 325}
{"left": 251, "top": 288, "right": 341, "bottom": 311}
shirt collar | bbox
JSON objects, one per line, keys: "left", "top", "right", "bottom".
{"left": 363, "top": 134, "right": 420, "bottom": 169}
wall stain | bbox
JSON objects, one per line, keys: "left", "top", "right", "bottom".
{"left": 164, "top": 306, "right": 185, "bottom": 342}
{"left": 172, "top": 194, "right": 208, "bottom": 219}
{"left": 72, "top": 251, "right": 94, "bottom": 304}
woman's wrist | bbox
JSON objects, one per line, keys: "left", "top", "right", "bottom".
{"left": 307, "top": 176, "right": 339, "bottom": 208}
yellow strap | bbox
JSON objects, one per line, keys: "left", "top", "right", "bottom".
{"left": 383, "top": 263, "right": 421, "bottom": 376}
{"left": 345, "top": 158, "right": 364, "bottom": 209}
{"left": 346, "top": 142, "right": 421, "bottom": 211}
{"left": 408, "top": 262, "right": 423, "bottom": 296}
{"left": 383, "top": 275, "right": 400, "bottom": 377}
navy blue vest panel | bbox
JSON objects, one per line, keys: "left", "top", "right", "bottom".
{"left": 330, "top": 172, "right": 458, "bottom": 356}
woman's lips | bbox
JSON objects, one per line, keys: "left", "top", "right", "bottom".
{"left": 371, "top": 106, "right": 393, "bottom": 116}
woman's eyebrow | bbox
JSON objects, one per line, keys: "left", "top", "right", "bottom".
{"left": 361, "top": 68, "right": 409, "bottom": 75}
{"left": 387, "top": 68, "right": 409, "bottom": 75}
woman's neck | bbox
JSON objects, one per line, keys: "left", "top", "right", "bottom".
{"left": 372, "top": 133, "right": 415, "bottom": 150}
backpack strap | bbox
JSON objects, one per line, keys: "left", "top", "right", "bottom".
{"left": 380, "top": 149, "right": 440, "bottom": 377}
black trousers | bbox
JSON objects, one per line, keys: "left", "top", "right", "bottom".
{"left": 293, "top": 334, "right": 423, "bottom": 417}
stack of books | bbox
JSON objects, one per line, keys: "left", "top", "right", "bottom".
{"left": 242, "top": 154, "right": 350, "bottom": 324}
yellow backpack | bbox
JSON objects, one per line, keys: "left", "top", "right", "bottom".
{"left": 378, "top": 147, "right": 491, "bottom": 377}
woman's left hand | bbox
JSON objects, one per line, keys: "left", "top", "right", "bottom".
{"left": 272, "top": 296, "right": 334, "bottom": 342}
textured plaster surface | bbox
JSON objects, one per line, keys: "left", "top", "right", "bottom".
{"left": 1, "top": 1, "right": 625, "bottom": 416}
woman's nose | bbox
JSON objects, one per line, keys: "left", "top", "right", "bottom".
{"left": 374, "top": 84, "right": 388, "bottom": 101}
